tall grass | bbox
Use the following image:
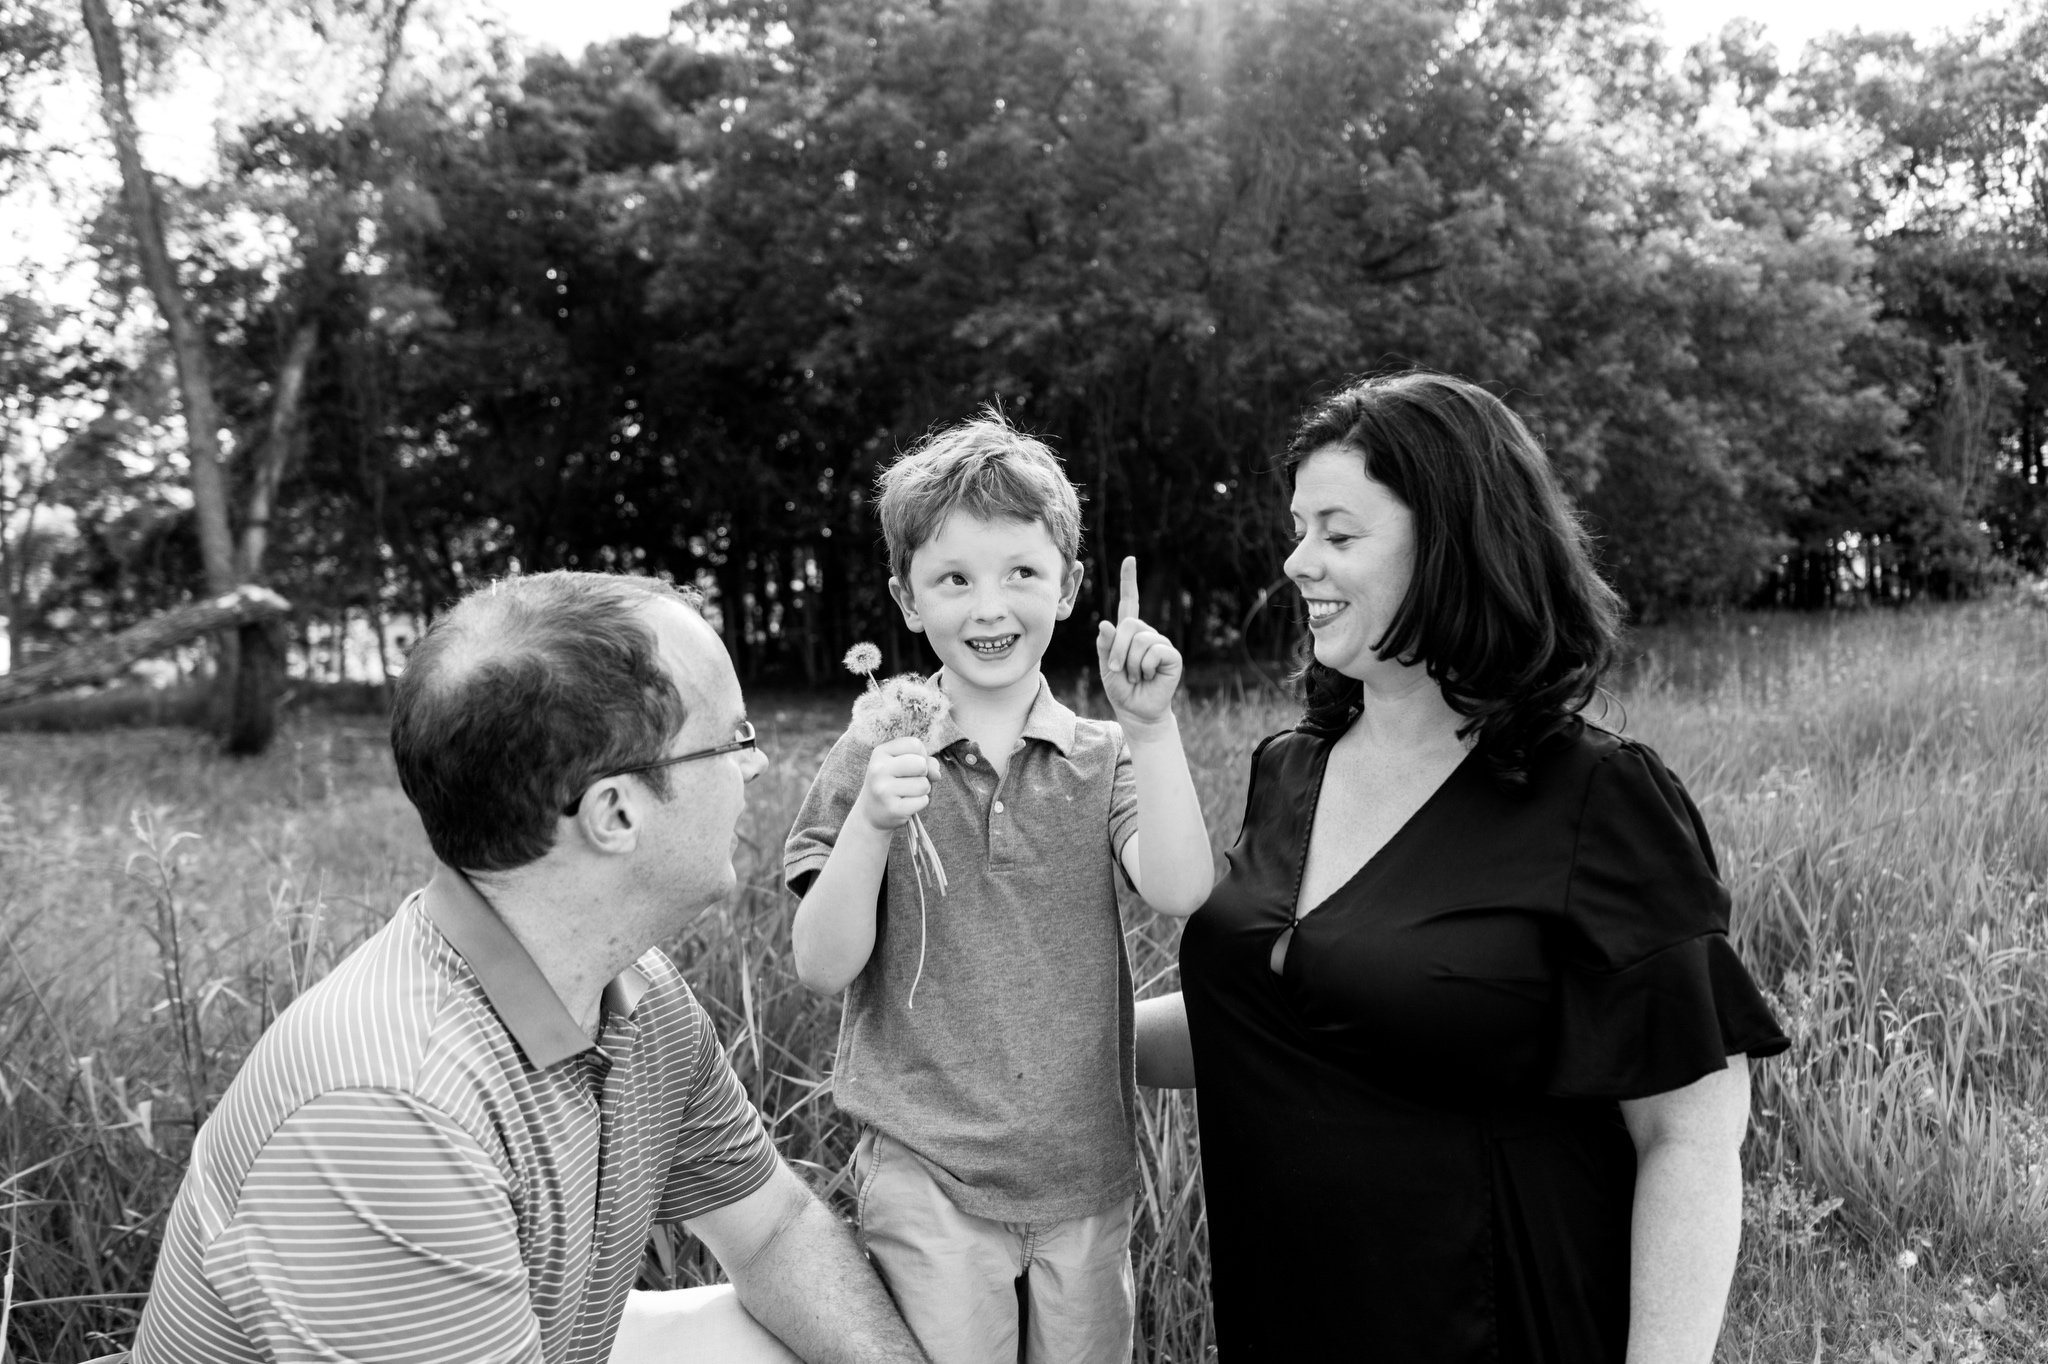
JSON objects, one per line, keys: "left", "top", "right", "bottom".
{"left": 4, "top": 607, "right": 2048, "bottom": 1361}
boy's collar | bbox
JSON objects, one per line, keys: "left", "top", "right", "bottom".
{"left": 928, "top": 669, "right": 1078, "bottom": 755}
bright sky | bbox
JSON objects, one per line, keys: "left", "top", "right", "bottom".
{"left": 3, "top": 0, "right": 2013, "bottom": 326}
{"left": 1648, "top": 0, "right": 2011, "bottom": 53}
{"left": 491, "top": 0, "right": 2011, "bottom": 59}
{"left": 494, "top": 0, "right": 679, "bottom": 55}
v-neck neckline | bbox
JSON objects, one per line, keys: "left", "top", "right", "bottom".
{"left": 1286, "top": 731, "right": 1477, "bottom": 925}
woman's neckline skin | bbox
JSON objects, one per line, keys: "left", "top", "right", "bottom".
{"left": 1342, "top": 660, "right": 1469, "bottom": 764}
{"left": 1284, "top": 668, "right": 1474, "bottom": 927}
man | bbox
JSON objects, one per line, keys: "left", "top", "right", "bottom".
{"left": 126, "top": 572, "right": 928, "bottom": 1364}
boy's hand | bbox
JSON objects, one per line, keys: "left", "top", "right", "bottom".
{"left": 856, "top": 737, "right": 938, "bottom": 834}
{"left": 1096, "top": 556, "right": 1183, "bottom": 729}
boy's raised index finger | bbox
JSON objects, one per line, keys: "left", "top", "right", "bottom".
{"left": 1118, "top": 556, "right": 1140, "bottom": 623}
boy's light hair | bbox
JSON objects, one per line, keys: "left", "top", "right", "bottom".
{"left": 876, "top": 409, "right": 1083, "bottom": 589}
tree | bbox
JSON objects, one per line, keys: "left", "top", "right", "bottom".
{"left": 1, "top": 292, "right": 100, "bottom": 668}
{"left": 1787, "top": 7, "right": 2048, "bottom": 588}
{"left": 75, "top": 0, "right": 424, "bottom": 741}
{"left": 81, "top": 0, "right": 272, "bottom": 746}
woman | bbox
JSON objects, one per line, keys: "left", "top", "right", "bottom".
{"left": 1138, "top": 372, "right": 1787, "bottom": 1362}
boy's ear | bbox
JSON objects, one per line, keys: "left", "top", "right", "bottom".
{"left": 887, "top": 576, "right": 925, "bottom": 633}
{"left": 1054, "top": 558, "right": 1085, "bottom": 620}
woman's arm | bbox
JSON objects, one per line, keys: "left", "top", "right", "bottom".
{"left": 1617, "top": 1053, "right": 1752, "bottom": 1364}
{"left": 1135, "top": 992, "right": 1196, "bottom": 1088}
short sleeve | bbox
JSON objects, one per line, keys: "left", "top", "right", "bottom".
{"left": 1547, "top": 742, "right": 1789, "bottom": 1101}
{"left": 1106, "top": 724, "right": 1139, "bottom": 860}
{"left": 782, "top": 728, "right": 870, "bottom": 900}
{"left": 204, "top": 1090, "right": 543, "bottom": 1363}
{"left": 655, "top": 985, "right": 784, "bottom": 1223}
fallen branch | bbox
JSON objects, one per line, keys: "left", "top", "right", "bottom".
{"left": 0, "top": 586, "right": 290, "bottom": 709}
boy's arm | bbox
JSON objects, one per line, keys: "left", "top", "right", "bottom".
{"left": 790, "top": 737, "right": 936, "bottom": 995}
{"left": 1097, "top": 556, "right": 1215, "bottom": 917}
{"left": 1117, "top": 715, "right": 1214, "bottom": 917}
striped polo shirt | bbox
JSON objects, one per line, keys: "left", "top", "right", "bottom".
{"left": 130, "top": 864, "right": 780, "bottom": 1364}
{"left": 785, "top": 673, "right": 1142, "bottom": 1224}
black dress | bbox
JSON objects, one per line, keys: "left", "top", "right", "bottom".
{"left": 1179, "top": 721, "right": 1788, "bottom": 1363}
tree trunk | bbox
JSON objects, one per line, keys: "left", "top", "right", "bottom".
{"left": 3, "top": 556, "right": 25, "bottom": 674}
{"left": 371, "top": 599, "right": 392, "bottom": 684}
{"left": 237, "top": 319, "right": 318, "bottom": 581}
{"left": 1, "top": 503, "right": 27, "bottom": 673}
{"left": 80, "top": 0, "right": 234, "bottom": 599}
{"left": 81, "top": 0, "right": 280, "bottom": 750}
{"left": 224, "top": 618, "right": 283, "bottom": 753}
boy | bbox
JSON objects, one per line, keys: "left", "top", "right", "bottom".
{"left": 783, "top": 414, "right": 1214, "bottom": 1364}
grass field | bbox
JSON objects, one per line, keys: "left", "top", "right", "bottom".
{"left": 4, "top": 604, "right": 2048, "bottom": 1362}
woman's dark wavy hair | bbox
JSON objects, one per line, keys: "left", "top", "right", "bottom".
{"left": 1287, "top": 370, "right": 1623, "bottom": 784}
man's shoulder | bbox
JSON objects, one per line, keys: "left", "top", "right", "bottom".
{"left": 203, "top": 901, "right": 507, "bottom": 1163}
{"left": 265, "top": 902, "right": 455, "bottom": 1055}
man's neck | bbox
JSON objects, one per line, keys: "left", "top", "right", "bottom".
{"left": 466, "top": 866, "right": 638, "bottom": 1039}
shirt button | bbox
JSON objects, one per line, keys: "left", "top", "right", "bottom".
{"left": 993, "top": 800, "right": 1005, "bottom": 814}
{"left": 965, "top": 753, "right": 978, "bottom": 765}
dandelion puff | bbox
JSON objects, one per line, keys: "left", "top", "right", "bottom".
{"left": 841, "top": 662, "right": 953, "bottom": 1007}
{"left": 844, "top": 642, "right": 883, "bottom": 678}
{"left": 883, "top": 674, "right": 951, "bottom": 747}
{"left": 852, "top": 673, "right": 951, "bottom": 749}
{"left": 849, "top": 688, "right": 893, "bottom": 747}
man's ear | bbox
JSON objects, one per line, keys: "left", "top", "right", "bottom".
{"left": 887, "top": 576, "right": 925, "bottom": 634}
{"left": 565, "top": 778, "right": 640, "bottom": 856}
{"left": 1054, "top": 558, "right": 1085, "bottom": 621}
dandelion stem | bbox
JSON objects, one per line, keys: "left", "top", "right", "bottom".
{"left": 906, "top": 843, "right": 930, "bottom": 1009}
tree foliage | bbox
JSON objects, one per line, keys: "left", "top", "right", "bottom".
{"left": 11, "top": 0, "right": 2048, "bottom": 688}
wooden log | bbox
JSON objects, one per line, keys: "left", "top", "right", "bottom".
{"left": 0, "top": 586, "right": 291, "bottom": 709}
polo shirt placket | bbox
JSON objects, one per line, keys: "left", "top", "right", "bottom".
{"left": 954, "top": 739, "right": 1028, "bottom": 868}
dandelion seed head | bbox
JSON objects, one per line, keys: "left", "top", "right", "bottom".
{"left": 844, "top": 642, "right": 883, "bottom": 677}
{"left": 851, "top": 673, "right": 952, "bottom": 748}
{"left": 1895, "top": 1249, "right": 1918, "bottom": 1271}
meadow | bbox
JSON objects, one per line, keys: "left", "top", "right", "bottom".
{"left": 4, "top": 604, "right": 2048, "bottom": 1362}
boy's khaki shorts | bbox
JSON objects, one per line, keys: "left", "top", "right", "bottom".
{"left": 852, "top": 1127, "right": 1135, "bottom": 1364}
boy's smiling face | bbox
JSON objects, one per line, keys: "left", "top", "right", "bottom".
{"left": 888, "top": 511, "right": 1082, "bottom": 706}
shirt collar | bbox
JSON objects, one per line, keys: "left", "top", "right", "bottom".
{"left": 927, "top": 670, "right": 1078, "bottom": 756}
{"left": 420, "top": 862, "right": 651, "bottom": 1071}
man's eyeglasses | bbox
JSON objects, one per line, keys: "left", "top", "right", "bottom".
{"left": 563, "top": 721, "right": 758, "bottom": 815}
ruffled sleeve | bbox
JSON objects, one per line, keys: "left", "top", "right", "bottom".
{"left": 1547, "top": 740, "right": 1789, "bottom": 1100}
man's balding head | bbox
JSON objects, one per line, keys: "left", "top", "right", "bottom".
{"left": 392, "top": 571, "right": 704, "bottom": 872}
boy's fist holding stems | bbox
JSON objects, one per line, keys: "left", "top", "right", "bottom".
{"left": 857, "top": 739, "right": 940, "bottom": 835}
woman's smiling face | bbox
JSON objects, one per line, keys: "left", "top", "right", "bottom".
{"left": 1283, "top": 444, "right": 1419, "bottom": 684}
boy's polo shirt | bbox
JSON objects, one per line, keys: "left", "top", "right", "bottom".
{"left": 132, "top": 864, "right": 780, "bottom": 1364}
{"left": 785, "top": 675, "right": 1141, "bottom": 1222}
